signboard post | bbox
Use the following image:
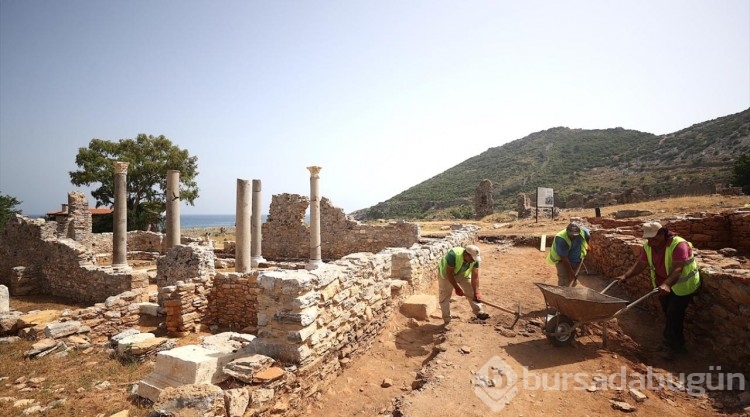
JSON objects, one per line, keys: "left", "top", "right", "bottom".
{"left": 536, "top": 187, "right": 555, "bottom": 222}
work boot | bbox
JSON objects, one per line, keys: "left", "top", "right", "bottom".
{"left": 476, "top": 312, "right": 490, "bottom": 320}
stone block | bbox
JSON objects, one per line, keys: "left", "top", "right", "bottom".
{"left": 116, "top": 333, "right": 155, "bottom": 355}
{"left": 127, "top": 337, "right": 170, "bottom": 356}
{"left": 400, "top": 294, "right": 437, "bottom": 321}
{"left": 137, "top": 344, "right": 242, "bottom": 402}
{"left": 44, "top": 321, "right": 82, "bottom": 339}
{"left": 225, "top": 387, "right": 250, "bottom": 417}
{"left": 17, "top": 310, "right": 61, "bottom": 329}
{"left": 138, "top": 302, "right": 159, "bottom": 316}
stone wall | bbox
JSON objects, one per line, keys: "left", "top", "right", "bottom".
{"left": 54, "top": 191, "right": 92, "bottom": 241}
{"left": 516, "top": 193, "right": 533, "bottom": 219}
{"left": 261, "top": 194, "right": 310, "bottom": 261}
{"left": 584, "top": 211, "right": 750, "bottom": 374}
{"left": 88, "top": 231, "right": 165, "bottom": 257}
{"left": 565, "top": 185, "right": 724, "bottom": 209}
{"left": 245, "top": 229, "right": 473, "bottom": 365}
{"left": 67, "top": 290, "right": 153, "bottom": 341}
{"left": 205, "top": 272, "right": 261, "bottom": 332}
{"left": 586, "top": 209, "right": 750, "bottom": 254}
{"left": 262, "top": 194, "right": 420, "bottom": 261}
{"left": 0, "top": 215, "right": 150, "bottom": 303}
{"left": 161, "top": 278, "right": 212, "bottom": 336}
{"left": 158, "top": 227, "right": 476, "bottom": 367}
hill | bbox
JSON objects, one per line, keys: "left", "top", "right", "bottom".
{"left": 353, "top": 108, "right": 750, "bottom": 220}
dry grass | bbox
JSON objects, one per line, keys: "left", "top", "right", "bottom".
{"left": 1, "top": 193, "right": 746, "bottom": 416}
{"left": 0, "top": 340, "right": 154, "bottom": 417}
{"left": 10, "top": 295, "right": 90, "bottom": 313}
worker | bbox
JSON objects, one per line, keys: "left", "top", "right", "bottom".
{"left": 437, "top": 245, "right": 489, "bottom": 324}
{"left": 547, "top": 222, "right": 591, "bottom": 286}
{"left": 616, "top": 221, "right": 701, "bottom": 360}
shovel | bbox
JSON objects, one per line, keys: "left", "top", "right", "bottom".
{"left": 569, "top": 260, "right": 585, "bottom": 287}
{"left": 475, "top": 298, "right": 522, "bottom": 329}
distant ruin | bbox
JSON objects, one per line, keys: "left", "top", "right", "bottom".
{"left": 474, "top": 179, "right": 494, "bottom": 219}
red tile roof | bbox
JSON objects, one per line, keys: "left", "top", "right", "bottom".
{"left": 46, "top": 207, "right": 114, "bottom": 216}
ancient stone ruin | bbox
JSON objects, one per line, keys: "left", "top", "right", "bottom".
{"left": 474, "top": 179, "right": 494, "bottom": 219}
{"left": 0, "top": 164, "right": 462, "bottom": 415}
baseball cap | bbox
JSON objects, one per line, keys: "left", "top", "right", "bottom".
{"left": 465, "top": 245, "right": 482, "bottom": 262}
{"left": 642, "top": 221, "right": 663, "bottom": 238}
{"left": 566, "top": 223, "right": 581, "bottom": 236}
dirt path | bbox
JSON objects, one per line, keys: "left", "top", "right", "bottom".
{"left": 309, "top": 242, "right": 742, "bottom": 417}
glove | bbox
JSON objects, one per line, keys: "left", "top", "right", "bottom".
{"left": 454, "top": 287, "right": 464, "bottom": 297}
{"left": 474, "top": 291, "right": 482, "bottom": 301}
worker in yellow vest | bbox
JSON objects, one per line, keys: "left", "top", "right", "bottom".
{"left": 617, "top": 221, "right": 701, "bottom": 360}
{"left": 437, "top": 245, "right": 489, "bottom": 324}
{"left": 546, "top": 222, "right": 590, "bottom": 286}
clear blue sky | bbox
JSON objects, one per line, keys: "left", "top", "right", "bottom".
{"left": 1, "top": 1, "right": 748, "bottom": 215}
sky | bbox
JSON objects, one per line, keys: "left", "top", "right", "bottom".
{"left": 1, "top": 1, "right": 748, "bottom": 216}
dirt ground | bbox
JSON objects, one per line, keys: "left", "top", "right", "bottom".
{"left": 308, "top": 241, "right": 747, "bottom": 417}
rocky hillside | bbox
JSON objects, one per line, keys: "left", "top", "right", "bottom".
{"left": 353, "top": 107, "right": 750, "bottom": 220}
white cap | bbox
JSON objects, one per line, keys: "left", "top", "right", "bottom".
{"left": 642, "top": 221, "right": 663, "bottom": 238}
{"left": 465, "top": 245, "right": 482, "bottom": 262}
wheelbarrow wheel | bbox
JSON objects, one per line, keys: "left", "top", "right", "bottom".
{"left": 545, "top": 315, "right": 575, "bottom": 347}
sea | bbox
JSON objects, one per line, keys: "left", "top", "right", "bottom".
{"left": 181, "top": 214, "right": 237, "bottom": 229}
{"left": 180, "top": 214, "right": 273, "bottom": 229}
{"left": 26, "top": 213, "right": 277, "bottom": 229}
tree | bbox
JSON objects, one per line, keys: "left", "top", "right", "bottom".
{"left": 0, "top": 192, "right": 22, "bottom": 232}
{"left": 732, "top": 152, "right": 750, "bottom": 195}
{"left": 69, "top": 134, "right": 199, "bottom": 231}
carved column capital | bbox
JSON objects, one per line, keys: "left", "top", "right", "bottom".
{"left": 114, "top": 161, "right": 130, "bottom": 174}
{"left": 306, "top": 166, "right": 322, "bottom": 178}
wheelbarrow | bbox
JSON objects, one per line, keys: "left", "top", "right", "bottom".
{"left": 536, "top": 281, "right": 659, "bottom": 347}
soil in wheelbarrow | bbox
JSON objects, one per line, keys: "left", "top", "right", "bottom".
{"left": 310, "top": 244, "right": 745, "bottom": 417}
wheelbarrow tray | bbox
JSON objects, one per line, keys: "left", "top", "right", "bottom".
{"left": 535, "top": 283, "right": 629, "bottom": 323}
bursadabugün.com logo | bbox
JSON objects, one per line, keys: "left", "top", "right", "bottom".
{"left": 475, "top": 356, "right": 745, "bottom": 411}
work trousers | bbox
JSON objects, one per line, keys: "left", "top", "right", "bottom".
{"left": 438, "top": 274, "right": 483, "bottom": 323}
{"left": 659, "top": 291, "right": 693, "bottom": 350}
{"left": 555, "top": 262, "right": 580, "bottom": 286}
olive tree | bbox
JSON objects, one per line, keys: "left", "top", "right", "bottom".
{"left": 69, "top": 134, "right": 199, "bottom": 230}
{"left": 0, "top": 192, "right": 22, "bottom": 232}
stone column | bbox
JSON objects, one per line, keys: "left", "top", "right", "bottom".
{"left": 306, "top": 166, "right": 323, "bottom": 270}
{"left": 236, "top": 179, "right": 251, "bottom": 273}
{"left": 166, "top": 170, "right": 181, "bottom": 249}
{"left": 251, "top": 179, "right": 266, "bottom": 268}
{"left": 113, "top": 161, "right": 129, "bottom": 267}
{"left": 0, "top": 284, "right": 9, "bottom": 313}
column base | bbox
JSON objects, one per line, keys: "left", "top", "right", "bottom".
{"left": 305, "top": 259, "right": 324, "bottom": 270}
{"left": 250, "top": 256, "right": 266, "bottom": 268}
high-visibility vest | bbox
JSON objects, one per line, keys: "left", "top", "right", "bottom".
{"left": 438, "top": 247, "right": 476, "bottom": 279}
{"left": 644, "top": 236, "right": 701, "bottom": 296}
{"left": 546, "top": 229, "right": 588, "bottom": 265}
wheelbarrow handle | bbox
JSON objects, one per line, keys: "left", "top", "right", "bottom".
{"left": 611, "top": 288, "right": 660, "bottom": 319}
{"left": 600, "top": 280, "right": 620, "bottom": 294}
